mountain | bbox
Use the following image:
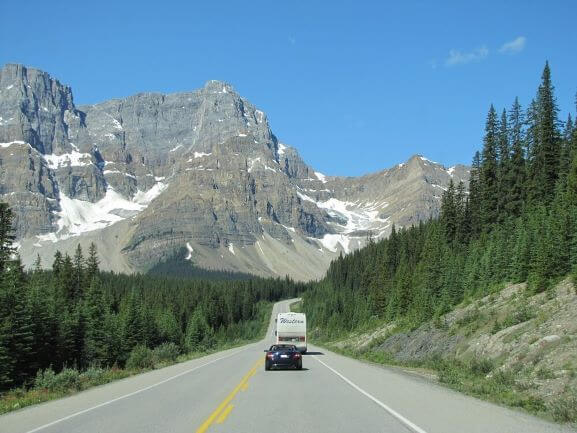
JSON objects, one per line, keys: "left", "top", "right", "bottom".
{"left": 0, "top": 64, "right": 469, "bottom": 280}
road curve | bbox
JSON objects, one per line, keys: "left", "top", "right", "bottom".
{"left": 0, "top": 298, "right": 574, "bottom": 433}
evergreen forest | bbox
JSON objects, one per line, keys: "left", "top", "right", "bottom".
{"left": 303, "top": 62, "right": 577, "bottom": 339}
{"left": 0, "top": 209, "right": 305, "bottom": 390}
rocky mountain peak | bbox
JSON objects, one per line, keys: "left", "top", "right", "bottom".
{"left": 1, "top": 64, "right": 470, "bottom": 280}
{"left": 202, "top": 79, "right": 235, "bottom": 94}
{"left": 0, "top": 63, "right": 79, "bottom": 155}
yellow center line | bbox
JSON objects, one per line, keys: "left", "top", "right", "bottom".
{"left": 195, "top": 358, "right": 264, "bottom": 433}
{"left": 215, "top": 404, "right": 234, "bottom": 424}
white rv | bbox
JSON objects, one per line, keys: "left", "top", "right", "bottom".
{"left": 275, "top": 312, "right": 307, "bottom": 353}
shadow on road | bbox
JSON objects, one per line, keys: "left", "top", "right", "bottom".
{"left": 265, "top": 368, "right": 310, "bottom": 372}
{"left": 304, "top": 351, "right": 324, "bottom": 356}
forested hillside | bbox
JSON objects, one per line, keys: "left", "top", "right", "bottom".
{"left": 304, "top": 62, "right": 577, "bottom": 338}
{"left": 0, "top": 204, "right": 305, "bottom": 391}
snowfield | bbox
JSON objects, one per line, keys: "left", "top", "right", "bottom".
{"left": 36, "top": 181, "right": 168, "bottom": 243}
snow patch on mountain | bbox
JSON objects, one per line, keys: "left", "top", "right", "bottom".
{"left": 193, "top": 152, "right": 212, "bottom": 159}
{"left": 43, "top": 150, "right": 92, "bottom": 169}
{"left": 105, "top": 113, "right": 123, "bottom": 130}
{"left": 0, "top": 140, "right": 26, "bottom": 148}
{"left": 185, "top": 242, "right": 194, "bottom": 260}
{"left": 431, "top": 184, "right": 448, "bottom": 191}
{"left": 133, "top": 182, "right": 168, "bottom": 205}
{"left": 316, "top": 234, "right": 352, "bottom": 254}
{"left": 36, "top": 181, "right": 168, "bottom": 243}
{"left": 297, "top": 191, "right": 316, "bottom": 203}
{"left": 315, "top": 171, "right": 327, "bottom": 183}
{"left": 419, "top": 155, "right": 440, "bottom": 165}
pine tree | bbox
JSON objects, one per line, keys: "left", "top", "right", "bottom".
{"left": 559, "top": 114, "right": 574, "bottom": 179}
{"left": 73, "top": 244, "right": 85, "bottom": 301}
{"left": 505, "top": 98, "right": 526, "bottom": 217}
{"left": 528, "top": 62, "right": 561, "bottom": 203}
{"left": 468, "top": 152, "right": 482, "bottom": 235}
{"left": 497, "top": 109, "right": 510, "bottom": 220}
{"left": 453, "top": 181, "right": 467, "bottom": 244}
{"left": 185, "top": 309, "right": 209, "bottom": 352}
{"left": 86, "top": 242, "right": 100, "bottom": 283}
{"left": 0, "top": 320, "right": 12, "bottom": 390}
{"left": 122, "top": 293, "right": 145, "bottom": 358}
{"left": 0, "top": 256, "right": 34, "bottom": 385}
{"left": 480, "top": 105, "right": 500, "bottom": 228}
{"left": 440, "top": 179, "right": 457, "bottom": 244}
{"left": 83, "top": 278, "right": 108, "bottom": 366}
{"left": 0, "top": 203, "right": 15, "bottom": 274}
{"left": 52, "top": 251, "right": 63, "bottom": 276}
{"left": 58, "top": 254, "right": 75, "bottom": 303}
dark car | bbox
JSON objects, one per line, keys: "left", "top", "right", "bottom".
{"left": 264, "top": 344, "right": 302, "bottom": 370}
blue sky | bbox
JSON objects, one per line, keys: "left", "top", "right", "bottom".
{"left": 1, "top": 1, "right": 576, "bottom": 176}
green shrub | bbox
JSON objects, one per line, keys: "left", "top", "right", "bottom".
{"left": 492, "top": 369, "right": 516, "bottom": 387}
{"left": 536, "top": 367, "right": 555, "bottom": 380}
{"left": 34, "top": 368, "right": 80, "bottom": 391}
{"left": 550, "top": 391, "right": 577, "bottom": 423}
{"left": 34, "top": 368, "right": 57, "bottom": 390}
{"left": 54, "top": 368, "right": 81, "bottom": 390}
{"left": 125, "top": 345, "right": 155, "bottom": 370}
{"left": 79, "top": 367, "right": 105, "bottom": 383}
{"left": 153, "top": 342, "right": 181, "bottom": 363}
{"left": 470, "top": 358, "right": 494, "bottom": 376}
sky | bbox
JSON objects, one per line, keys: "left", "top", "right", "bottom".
{"left": 1, "top": 0, "right": 576, "bottom": 176}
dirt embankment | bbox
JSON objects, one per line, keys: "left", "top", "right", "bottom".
{"left": 333, "top": 279, "right": 577, "bottom": 416}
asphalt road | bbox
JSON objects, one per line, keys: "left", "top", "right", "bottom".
{"left": 1, "top": 298, "right": 574, "bottom": 433}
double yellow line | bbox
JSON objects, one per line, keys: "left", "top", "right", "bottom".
{"left": 196, "top": 358, "right": 264, "bottom": 433}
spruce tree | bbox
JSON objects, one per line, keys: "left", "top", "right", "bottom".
{"left": 440, "top": 179, "right": 457, "bottom": 244}
{"left": 52, "top": 251, "right": 63, "bottom": 276}
{"left": 528, "top": 62, "right": 561, "bottom": 203}
{"left": 83, "top": 278, "right": 108, "bottom": 366}
{"left": 73, "top": 244, "right": 85, "bottom": 301}
{"left": 0, "top": 203, "right": 15, "bottom": 274}
{"left": 480, "top": 105, "right": 500, "bottom": 228}
{"left": 468, "top": 152, "right": 482, "bottom": 235}
{"left": 1, "top": 256, "right": 34, "bottom": 385}
{"left": 505, "top": 98, "right": 526, "bottom": 217}
{"left": 558, "top": 114, "right": 574, "bottom": 179}
{"left": 497, "top": 109, "right": 510, "bottom": 220}
{"left": 86, "top": 242, "right": 100, "bottom": 283}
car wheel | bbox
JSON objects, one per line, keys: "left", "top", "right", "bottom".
{"left": 297, "top": 361, "right": 302, "bottom": 370}
{"left": 265, "top": 361, "right": 270, "bottom": 371}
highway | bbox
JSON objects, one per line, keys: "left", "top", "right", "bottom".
{"left": 0, "top": 299, "right": 574, "bottom": 433}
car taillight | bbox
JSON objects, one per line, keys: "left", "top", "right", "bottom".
{"left": 267, "top": 353, "right": 275, "bottom": 359}
{"left": 293, "top": 353, "right": 301, "bottom": 358}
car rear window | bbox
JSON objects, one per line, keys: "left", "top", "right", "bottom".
{"left": 270, "top": 345, "right": 296, "bottom": 351}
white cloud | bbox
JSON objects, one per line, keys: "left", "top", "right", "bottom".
{"left": 499, "top": 36, "right": 526, "bottom": 54}
{"left": 445, "top": 45, "right": 489, "bottom": 66}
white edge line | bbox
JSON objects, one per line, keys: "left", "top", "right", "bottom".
{"left": 313, "top": 355, "right": 428, "bottom": 433}
{"left": 25, "top": 346, "right": 252, "bottom": 433}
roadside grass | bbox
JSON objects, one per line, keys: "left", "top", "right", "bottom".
{"left": 316, "top": 341, "right": 575, "bottom": 424}
{"left": 0, "top": 302, "right": 274, "bottom": 416}
{"left": 289, "top": 299, "right": 302, "bottom": 312}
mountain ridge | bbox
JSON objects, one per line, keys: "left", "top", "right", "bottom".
{"left": 0, "top": 63, "right": 469, "bottom": 280}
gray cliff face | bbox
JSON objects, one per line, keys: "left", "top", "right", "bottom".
{"left": 0, "top": 64, "right": 78, "bottom": 154}
{"left": 1, "top": 64, "right": 469, "bottom": 280}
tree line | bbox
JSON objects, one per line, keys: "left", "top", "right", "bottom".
{"left": 0, "top": 207, "right": 305, "bottom": 390}
{"left": 303, "top": 62, "right": 577, "bottom": 338}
